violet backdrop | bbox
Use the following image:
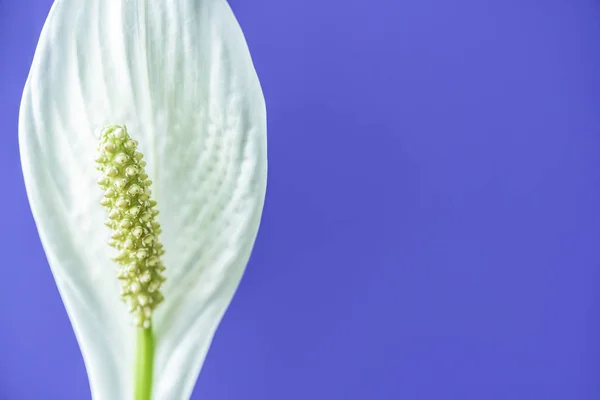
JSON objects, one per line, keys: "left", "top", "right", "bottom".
{"left": 1, "top": 0, "right": 600, "bottom": 399}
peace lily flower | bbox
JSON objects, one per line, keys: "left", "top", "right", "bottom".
{"left": 18, "top": 1, "right": 266, "bottom": 399}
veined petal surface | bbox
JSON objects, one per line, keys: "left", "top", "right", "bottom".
{"left": 18, "top": 1, "right": 267, "bottom": 399}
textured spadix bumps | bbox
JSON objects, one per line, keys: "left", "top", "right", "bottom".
{"left": 96, "top": 125, "right": 165, "bottom": 328}
{"left": 96, "top": 126, "right": 165, "bottom": 328}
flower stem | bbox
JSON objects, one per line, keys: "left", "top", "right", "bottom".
{"left": 135, "top": 325, "right": 155, "bottom": 400}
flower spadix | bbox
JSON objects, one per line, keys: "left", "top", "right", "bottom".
{"left": 18, "top": 1, "right": 267, "bottom": 400}
{"left": 96, "top": 125, "right": 166, "bottom": 328}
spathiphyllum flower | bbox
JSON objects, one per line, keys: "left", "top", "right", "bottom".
{"left": 18, "top": 1, "right": 267, "bottom": 399}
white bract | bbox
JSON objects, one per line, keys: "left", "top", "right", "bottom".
{"left": 18, "top": 1, "right": 267, "bottom": 399}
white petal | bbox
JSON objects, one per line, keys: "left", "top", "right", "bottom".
{"left": 19, "top": 1, "right": 267, "bottom": 399}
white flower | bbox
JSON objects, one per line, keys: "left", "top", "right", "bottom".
{"left": 18, "top": 1, "right": 267, "bottom": 399}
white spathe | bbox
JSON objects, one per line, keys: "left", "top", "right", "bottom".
{"left": 18, "top": 1, "right": 267, "bottom": 399}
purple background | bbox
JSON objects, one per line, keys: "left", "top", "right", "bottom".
{"left": 1, "top": 0, "right": 600, "bottom": 399}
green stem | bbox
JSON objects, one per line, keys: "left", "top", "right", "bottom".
{"left": 135, "top": 325, "right": 155, "bottom": 400}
